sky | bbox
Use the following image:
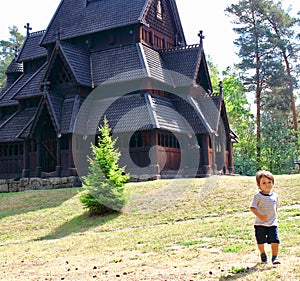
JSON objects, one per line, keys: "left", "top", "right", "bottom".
{"left": 0, "top": 0, "right": 299, "bottom": 72}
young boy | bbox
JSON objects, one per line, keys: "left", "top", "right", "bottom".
{"left": 250, "top": 170, "right": 281, "bottom": 264}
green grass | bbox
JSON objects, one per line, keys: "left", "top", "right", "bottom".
{"left": 0, "top": 174, "right": 300, "bottom": 280}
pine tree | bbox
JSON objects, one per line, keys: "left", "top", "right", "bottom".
{"left": 0, "top": 26, "right": 24, "bottom": 90}
{"left": 79, "top": 117, "right": 130, "bottom": 215}
{"left": 225, "top": 0, "right": 300, "bottom": 169}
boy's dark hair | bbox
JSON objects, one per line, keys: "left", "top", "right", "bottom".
{"left": 256, "top": 170, "right": 274, "bottom": 185}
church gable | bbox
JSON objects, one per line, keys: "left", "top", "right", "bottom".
{"left": 195, "top": 51, "right": 213, "bottom": 94}
{"left": 142, "top": 0, "right": 185, "bottom": 48}
{"left": 43, "top": 42, "right": 91, "bottom": 92}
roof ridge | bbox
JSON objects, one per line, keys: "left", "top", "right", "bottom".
{"left": 159, "top": 44, "right": 200, "bottom": 53}
{"left": 28, "top": 30, "right": 46, "bottom": 37}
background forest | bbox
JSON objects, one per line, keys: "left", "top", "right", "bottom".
{"left": 0, "top": 0, "right": 299, "bottom": 176}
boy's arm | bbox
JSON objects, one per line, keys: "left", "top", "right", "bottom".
{"left": 250, "top": 207, "right": 268, "bottom": 221}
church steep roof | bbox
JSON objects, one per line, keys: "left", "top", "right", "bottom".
{"left": 41, "top": 0, "right": 149, "bottom": 45}
{"left": 41, "top": 0, "right": 185, "bottom": 46}
{"left": 159, "top": 45, "right": 200, "bottom": 83}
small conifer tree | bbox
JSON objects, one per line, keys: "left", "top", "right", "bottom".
{"left": 79, "top": 117, "right": 130, "bottom": 215}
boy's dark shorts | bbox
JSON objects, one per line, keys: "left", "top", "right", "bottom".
{"left": 254, "top": 225, "right": 280, "bottom": 244}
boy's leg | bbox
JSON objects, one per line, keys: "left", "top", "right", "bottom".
{"left": 257, "top": 244, "right": 265, "bottom": 254}
{"left": 269, "top": 227, "right": 280, "bottom": 264}
{"left": 271, "top": 242, "right": 279, "bottom": 257}
{"left": 255, "top": 226, "right": 268, "bottom": 262}
{"left": 271, "top": 243, "right": 280, "bottom": 264}
{"left": 258, "top": 244, "right": 267, "bottom": 263}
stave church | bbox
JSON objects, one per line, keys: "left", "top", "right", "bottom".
{"left": 0, "top": 0, "right": 237, "bottom": 180}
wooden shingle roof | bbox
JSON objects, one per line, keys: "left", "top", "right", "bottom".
{"left": 160, "top": 45, "right": 201, "bottom": 83}
{"left": 75, "top": 92, "right": 204, "bottom": 136}
{"left": 58, "top": 42, "right": 91, "bottom": 87}
{"left": 92, "top": 44, "right": 146, "bottom": 85}
{"left": 0, "top": 108, "right": 36, "bottom": 142}
{"left": 41, "top": 0, "right": 185, "bottom": 46}
{"left": 60, "top": 95, "right": 82, "bottom": 134}
{"left": 18, "top": 31, "right": 47, "bottom": 62}
{"left": 91, "top": 43, "right": 204, "bottom": 88}
{"left": 190, "top": 95, "right": 223, "bottom": 133}
{"left": 0, "top": 73, "right": 32, "bottom": 106}
{"left": 5, "top": 58, "right": 23, "bottom": 74}
{"left": 13, "top": 64, "right": 47, "bottom": 100}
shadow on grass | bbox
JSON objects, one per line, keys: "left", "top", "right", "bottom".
{"left": 0, "top": 188, "right": 78, "bottom": 220}
{"left": 37, "top": 212, "right": 120, "bottom": 240}
{"left": 219, "top": 263, "right": 271, "bottom": 280}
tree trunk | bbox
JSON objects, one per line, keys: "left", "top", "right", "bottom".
{"left": 283, "top": 53, "right": 299, "bottom": 154}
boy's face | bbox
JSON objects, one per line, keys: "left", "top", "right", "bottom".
{"left": 257, "top": 176, "right": 274, "bottom": 194}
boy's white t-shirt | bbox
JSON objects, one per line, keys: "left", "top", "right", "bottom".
{"left": 250, "top": 191, "right": 279, "bottom": 227}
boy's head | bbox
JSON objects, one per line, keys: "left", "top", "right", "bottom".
{"left": 256, "top": 170, "right": 274, "bottom": 186}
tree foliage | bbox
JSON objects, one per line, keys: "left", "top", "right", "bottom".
{"left": 79, "top": 118, "right": 130, "bottom": 216}
{"left": 0, "top": 26, "right": 24, "bottom": 91}
{"left": 225, "top": 0, "right": 300, "bottom": 173}
{"left": 222, "top": 67, "right": 257, "bottom": 175}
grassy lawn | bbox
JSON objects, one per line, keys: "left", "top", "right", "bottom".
{"left": 0, "top": 174, "right": 299, "bottom": 280}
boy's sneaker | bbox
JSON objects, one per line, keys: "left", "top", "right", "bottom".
{"left": 272, "top": 256, "right": 281, "bottom": 264}
{"left": 260, "top": 253, "right": 268, "bottom": 263}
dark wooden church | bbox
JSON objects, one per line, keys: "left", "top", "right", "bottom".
{"left": 0, "top": 0, "right": 237, "bottom": 180}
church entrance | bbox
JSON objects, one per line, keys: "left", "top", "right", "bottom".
{"left": 41, "top": 115, "right": 57, "bottom": 173}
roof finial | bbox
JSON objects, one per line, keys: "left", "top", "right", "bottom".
{"left": 198, "top": 30, "right": 205, "bottom": 44}
{"left": 219, "top": 81, "right": 224, "bottom": 96}
{"left": 24, "top": 23, "right": 32, "bottom": 36}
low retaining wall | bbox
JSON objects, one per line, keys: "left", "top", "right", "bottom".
{"left": 0, "top": 177, "right": 82, "bottom": 193}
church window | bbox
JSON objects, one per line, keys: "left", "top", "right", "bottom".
{"left": 154, "top": 35, "right": 163, "bottom": 49}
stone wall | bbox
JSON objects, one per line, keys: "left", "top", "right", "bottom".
{"left": 0, "top": 177, "right": 82, "bottom": 193}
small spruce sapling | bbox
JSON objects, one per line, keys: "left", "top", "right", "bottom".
{"left": 79, "top": 117, "right": 130, "bottom": 215}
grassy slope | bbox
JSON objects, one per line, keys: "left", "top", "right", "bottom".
{"left": 0, "top": 175, "right": 299, "bottom": 280}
